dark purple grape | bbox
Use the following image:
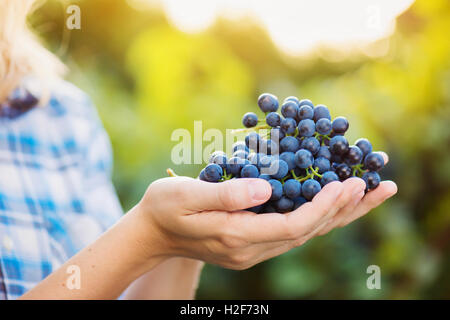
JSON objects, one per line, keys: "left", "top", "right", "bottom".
{"left": 266, "top": 112, "right": 281, "bottom": 127}
{"left": 301, "top": 137, "right": 320, "bottom": 155}
{"left": 281, "top": 101, "right": 299, "bottom": 119}
{"left": 321, "top": 171, "right": 339, "bottom": 186}
{"left": 316, "top": 146, "right": 332, "bottom": 160}
{"left": 335, "top": 163, "right": 352, "bottom": 181}
{"left": 280, "top": 136, "right": 300, "bottom": 153}
{"left": 355, "top": 138, "right": 373, "bottom": 158}
{"left": 302, "top": 179, "right": 321, "bottom": 200}
{"left": 344, "top": 145, "right": 363, "bottom": 166}
{"left": 364, "top": 152, "right": 385, "bottom": 171}
{"left": 329, "top": 135, "right": 349, "bottom": 155}
{"left": 316, "top": 118, "right": 332, "bottom": 135}
{"left": 280, "top": 117, "right": 297, "bottom": 135}
{"left": 313, "top": 104, "right": 331, "bottom": 122}
{"left": 314, "top": 157, "right": 331, "bottom": 174}
{"left": 258, "top": 93, "right": 279, "bottom": 113}
{"left": 297, "top": 105, "right": 314, "bottom": 121}
{"left": 275, "top": 196, "right": 294, "bottom": 213}
{"left": 298, "top": 119, "right": 316, "bottom": 137}
{"left": 362, "top": 171, "right": 381, "bottom": 190}
{"left": 295, "top": 149, "right": 314, "bottom": 169}
{"left": 331, "top": 116, "right": 349, "bottom": 134}
{"left": 242, "top": 112, "right": 258, "bottom": 128}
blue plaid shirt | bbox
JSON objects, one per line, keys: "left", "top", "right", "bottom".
{"left": 0, "top": 80, "right": 123, "bottom": 299}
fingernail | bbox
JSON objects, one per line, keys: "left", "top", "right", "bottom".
{"left": 248, "top": 180, "right": 270, "bottom": 201}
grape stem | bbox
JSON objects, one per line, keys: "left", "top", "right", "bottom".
{"left": 167, "top": 168, "right": 178, "bottom": 177}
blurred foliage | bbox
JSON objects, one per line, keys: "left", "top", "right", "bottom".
{"left": 32, "top": 0, "right": 450, "bottom": 299}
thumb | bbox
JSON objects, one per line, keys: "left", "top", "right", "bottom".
{"left": 176, "top": 178, "right": 272, "bottom": 212}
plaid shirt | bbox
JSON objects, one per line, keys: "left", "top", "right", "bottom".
{"left": 0, "top": 80, "right": 123, "bottom": 299}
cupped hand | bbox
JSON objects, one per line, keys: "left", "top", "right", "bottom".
{"left": 137, "top": 152, "right": 397, "bottom": 270}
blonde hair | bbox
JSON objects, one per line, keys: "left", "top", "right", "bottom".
{"left": 0, "top": 0, "right": 66, "bottom": 103}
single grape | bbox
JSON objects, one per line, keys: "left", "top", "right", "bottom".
{"left": 284, "top": 96, "right": 300, "bottom": 105}
{"left": 301, "top": 137, "right": 320, "bottom": 155}
{"left": 364, "top": 152, "right": 384, "bottom": 171}
{"left": 344, "top": 145, "right": 363, "bottom": 166}
{"left": 293, "top": 196, "right": 308, "bottom": 209}
{"left": 280, "top": 151, "right": 296, "bottom": 171}
{"left": 355, "top": 138, "right": 373, "bottom": 158}
{"left": 281, "top": 101, "right": 299, "bottom": 119}
{"left": 315, "top": 118, "right": 332, "bottom": 135}
{"left": 316, "top": 146, "right": 332, "bottom": 160}
{"left": 332, "top": 116, "right": 349, "bottom": 134}
{"left": 199, "top": 168, "right": 207, "bottom": 181}
{"left": 335, "top": 163, "right": 352, "bottom": 181}
{"left": 313, "top": 104, "right": 331, "bottom": 122}
{"left": 242, "top": 112, "right": 258, "bottom": 128}
{"left": 280, "top": 117, "right": 297, "bottom": 135}
{"left": 320, "top": 171, "right": 339, "bottom": 186}
{"left": 298, "top": 119, "right": 316, "bottom": 137}
{"left": 298, "top": 99, "right": 314, "bottom": 108}
{"left": 269, "top": 179, "right": 283, "bottom": 201}
{"left": 241, "top": 164, "right": 260, "bottom": 178}
{"left": 280, "top": 136, "right": 300, "bottom": 153}
{"left": 302, "top": 179, "right": 321, "bottom": 200}
{"left": 266, "top": 112, "right": 281, "bottom": 127}
{"left": 295, "top": 149, "right": 314, "bottom": 169}
{"left": 297, "top": 105, "right": 314, "bottom": 121}
{"left": 258, "top": 93, "right": 279, "bottom": 113}
{"left": 362, "top": 171, "right": 381, "bottom": 190}
{"left": 245, "top": 132, "right": 260, "bottom": 152}
{"left": 209, "top": 150, "right": 226, "bottom": 163}
{"left": 329, "top": 135, "right": 349, "bottom": 155}
{"left": 232, "top": 141, "right": 249, "bottom": 154}
{"left": 204, "top": 163, "right": 223, "bottom": 182}
{"left": 212, "top": 153, "right": 228, "bottom": 170}
{"left": 314, "top": 157, "right": 331, "bottom": 173}
{"left": 269, "top": 159, "right": 289, "bottom": 179}
{"left": 275, "top": 196, "right": 294, "bottom": 213}
{"left": 227, "top": 157, "right": 245, "bottom": 176}
{"left": 283, "top": 179, "right": 302, "bottom": 199}
{"left": 259, "top": 155, "right": 273, "bottom": 170}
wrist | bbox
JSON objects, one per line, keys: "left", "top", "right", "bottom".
{"left": 121, "top": 205, "right": 172, "bottom": 277}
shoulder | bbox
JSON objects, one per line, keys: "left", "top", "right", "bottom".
{"left": 44, "top": 79, "right": 99, "bottom": 121}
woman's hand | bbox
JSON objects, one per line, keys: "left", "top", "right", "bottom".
{"left": 136, "top": 152, "right": 397, "bottom": 270}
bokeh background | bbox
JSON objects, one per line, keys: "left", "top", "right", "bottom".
{"left": 31, "top": 0, "right": 450, "bottom": 299}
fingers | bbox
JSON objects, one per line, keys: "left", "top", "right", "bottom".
{"left": 153, "top": 177, "right": 272, "bottom": 212}
{"left": 317, "top": 190, "right": 365, "bottom": 235}
{"left": 224, "top": 179, "right": 363, "bottom": 244}
{"left": 338, "top": 180, "right": 397, "bottom": 227}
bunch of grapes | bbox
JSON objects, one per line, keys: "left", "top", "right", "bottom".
{"left": 197, "top": 93, "right": 385, "bottom": 213}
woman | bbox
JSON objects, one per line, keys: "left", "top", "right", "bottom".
{"left": 0, "top": 0, "right": 397, "bottom": 300}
